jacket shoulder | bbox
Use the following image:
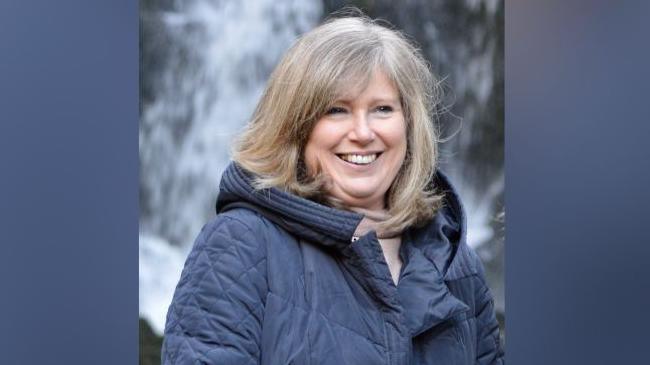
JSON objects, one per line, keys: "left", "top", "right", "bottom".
{"left": 444, "top": 243, "right": 495, "bottom": 316}
{"left": 196, "top": 207, "right": 278, "bottom": 249}
{"left": 163, "top": 209, "right": 271, "bottom": 363}
{"left": 173, "top": 209, "right": 271, "bottom": 298}
{"left": 214, "top": 206, "right": 294, "bottom": 244}
{"left": 460, "top": 244, "right": 492, "bottom": 292}
{"left": 445, "top": 241, "right": 483, "bottom": 281}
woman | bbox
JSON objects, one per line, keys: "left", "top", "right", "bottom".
{"left": 162, "top": 15, "right": 504, "bottom": 365}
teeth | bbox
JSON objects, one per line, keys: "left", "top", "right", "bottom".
{"left": 340, "top": 153, "right": 378, "bottom": 165}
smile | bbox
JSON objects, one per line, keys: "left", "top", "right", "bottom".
{"left": 337, "top": 153, "right": 381, "bottom": 165}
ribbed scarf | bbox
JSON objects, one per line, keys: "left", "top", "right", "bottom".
{"left": 349, "top": 207, "right": 401, "bottom": 239}
{"left": 349, "top": 207, "right": 403, "bottom": 285}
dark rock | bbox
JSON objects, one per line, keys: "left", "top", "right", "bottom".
{"left": 139, "top": 317, "right": 163, "bottom": 365}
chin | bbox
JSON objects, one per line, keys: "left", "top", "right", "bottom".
{"left": 336, "top": 186, "right": 385, "bottom": 207}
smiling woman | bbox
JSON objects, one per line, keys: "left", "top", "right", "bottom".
{"left": 161, "top": 13, "right": 504, "bottom": 365}
{"left": 304, "top": 69, "right": 407, "bottom": 212}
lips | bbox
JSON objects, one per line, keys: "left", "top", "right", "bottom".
{"left": 336, "top": 152, "right": 382, "bottom": 165}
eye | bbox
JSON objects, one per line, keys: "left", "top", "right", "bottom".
{"left": 375, "top": 105, "right": 394, "bottom": 113}
{"left": 325, "top": 106, "right": 347, "bottom": 115}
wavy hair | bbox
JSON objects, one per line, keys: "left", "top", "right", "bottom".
{"left": 232, "top": 14, "right": 444, "bottom": 232}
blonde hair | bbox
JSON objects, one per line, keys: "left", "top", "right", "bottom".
{"left": 233, "top": 14, "right": 443, "bottom": 232}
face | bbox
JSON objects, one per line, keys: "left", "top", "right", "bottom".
{"left": 304, "top": 69, "right": 407, "bottom": 211}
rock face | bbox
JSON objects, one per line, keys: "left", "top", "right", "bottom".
{"left": 140, "top": 0, "right": 504, "bottom": 352}
{"left": 139, "top": 318, "right": 162, "bottom": 365}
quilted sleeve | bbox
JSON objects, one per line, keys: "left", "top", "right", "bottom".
{"left": 161, "top": 214, "right": 268, "bottom": 364}
{"left": 472, "top": 251, "right": 505, "bottom": 365}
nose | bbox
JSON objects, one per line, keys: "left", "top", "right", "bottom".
{"left": 348, "top": 112, "right": 375, "bottom": 144}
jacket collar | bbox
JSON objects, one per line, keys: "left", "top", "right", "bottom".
{"left": 216, "top": 162, "right": 363, "bottom": 250}
{"left": 216, "top": 162, "right": 477, "bottom": 335}
{"left": 397, "top": 239, "right": 470, "bottom": 336}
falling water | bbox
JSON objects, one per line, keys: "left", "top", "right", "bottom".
{"left": 139, "top": 0, "right": 322, "bottom": 334}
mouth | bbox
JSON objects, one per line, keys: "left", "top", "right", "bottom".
{"left": 336, "top": 152, "right": 383, "bottom": 166}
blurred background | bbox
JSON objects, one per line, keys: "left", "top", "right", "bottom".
{"left": 139, "top": 0, "right": 503, "bottom": 363}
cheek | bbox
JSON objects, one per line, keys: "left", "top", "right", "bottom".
{"left": 386, "top": 124, "right": 408, "bottom": 174}
{"left": 382, "top": 120, "right": 408, "bottom": 155}
{"left": 304, "top": 121, "right": 342, "bottom": 171}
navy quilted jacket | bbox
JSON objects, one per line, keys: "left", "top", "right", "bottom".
{"left": 162, "top": 162, "right": 504, "bottom": 364}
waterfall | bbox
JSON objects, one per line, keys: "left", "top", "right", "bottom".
{"left": 139, "top": 0, "right": 322, "bottom": 334}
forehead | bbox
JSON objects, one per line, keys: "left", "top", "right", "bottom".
{"left": 331, "top": 67, "right": 400, "bottom": 102}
